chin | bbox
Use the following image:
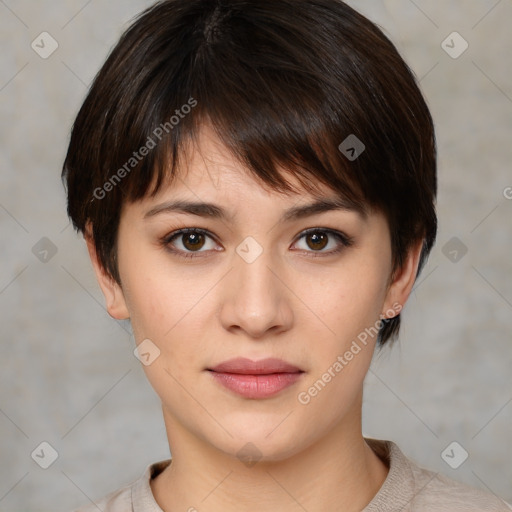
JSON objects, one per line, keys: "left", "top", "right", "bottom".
{"left": 208, "top": 418, "right": 315, "bottom": 464}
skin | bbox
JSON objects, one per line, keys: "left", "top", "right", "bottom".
{"left": 87, "top": 124, "right": 423, "bottom": 511}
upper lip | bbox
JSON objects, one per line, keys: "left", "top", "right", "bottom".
{"left": 208, "top": 357, "right": 303, "bottom": 375}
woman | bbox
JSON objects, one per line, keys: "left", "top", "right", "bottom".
{"left": 62, "top": 0, "right": 509, "bottom": 510}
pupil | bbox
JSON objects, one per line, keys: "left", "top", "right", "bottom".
{"left": 184, "top": 233, "right": 204, "bottom": 250}
{"left": 308, "top": 232, "right": 327, "bottom": 250}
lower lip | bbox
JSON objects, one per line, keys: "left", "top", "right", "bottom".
{"left": 209, "top": 371, "right": 303, "bottom": 399}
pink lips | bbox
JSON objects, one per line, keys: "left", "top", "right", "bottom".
{"left": 208, "top": 357, "right": 304, "bottom": 399}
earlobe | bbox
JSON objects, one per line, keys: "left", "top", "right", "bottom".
{"left": 382, "top": 239, "right": 424, "bottom": 318}
{"left": 84, "top": 228, "right": 130, "bottom": 320}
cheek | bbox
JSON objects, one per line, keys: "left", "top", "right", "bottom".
{"left": 313, "top": 260, "right": 389, "bottom": 341}
{"left": 296, "top": 257, "right": 389, "bottom": 396}
{"left": 294, "top": 272, "right": 385, "bottom": 425}
{"left": 123, "top": 273, "right": 209, "bottom": 403}
{"left": 121, "top": 262, "right": 220, "bottom": 381}
{"left": 120, "top": 250, "right": 203, "bottom": 338}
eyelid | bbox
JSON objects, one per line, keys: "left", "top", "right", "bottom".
{"left": 293, "top": 227, "right": 354, "bottom": 246}
{"left": 162, "top": 227, "right": 215, "bottom": 244}
{"left": 161, "top": 227, "right": 220, "bottom": 257}
{"left": 161, "top": 226, "right": 354, "bottom": 258}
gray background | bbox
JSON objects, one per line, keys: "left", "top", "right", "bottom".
{"left": 1, "top": 0, "right": 511, "bottom": 510}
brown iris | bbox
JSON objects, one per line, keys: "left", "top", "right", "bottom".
{"left": 305, "top": 231, "right": 328, "bottom": 251}
{"left": 182, "top": 232, "right": 206, "bottom": 251}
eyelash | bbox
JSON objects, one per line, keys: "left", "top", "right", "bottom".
{"left": 161, "top": 227, "right": 354, "bottom": 260}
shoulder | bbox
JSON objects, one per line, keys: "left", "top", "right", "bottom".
{"left": 71, "top": 459, "right": 171, "bottom": 512}
{"left": 364, "top": 438, "right": 511, "bottom": 512}
{"left": 411, "top": 466, "right": 510, "bottom": 511}
{"left": 72, "top": 483, "right": 133, "bottom": 512}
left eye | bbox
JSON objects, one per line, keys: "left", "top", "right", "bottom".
{"left": 292, "top": 229, "right": 353, "bottom": 255}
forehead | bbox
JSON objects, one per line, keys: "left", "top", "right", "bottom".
{"left": 147, "top": 124, "right": 365, "bottom": 211}
{"left": 173, "top": 124, "right": 309, "bottom": 193}
{"left": 119, "top": 122, "right": 374, "bottom": 232}
{"left": 119, "top": 125, "right": 386, "bottom": 240}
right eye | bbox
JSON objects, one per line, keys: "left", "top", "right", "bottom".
{"left": 162, "top": 228, "right": 222, "bottom": 259}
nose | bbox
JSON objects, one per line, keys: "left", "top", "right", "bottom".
{"left": 219, "top": 243, "right": 294, "bottom": 339}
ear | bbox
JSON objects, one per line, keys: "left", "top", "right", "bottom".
{"left": 84, "top": 225, "right": 130, "bottom": 320}
{"left": 382, "top": 239, "right": 424, "bottom": 319}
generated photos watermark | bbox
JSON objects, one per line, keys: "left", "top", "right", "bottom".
{"left": 93, "top": 97, "right": 198, "bottom": 201}
{"left": 297, "top": 302, "right": 402, "bottom": 405}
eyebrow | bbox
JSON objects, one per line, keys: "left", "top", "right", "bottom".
{"left": 144, "top": 197, "right": 366, "bottom": 223}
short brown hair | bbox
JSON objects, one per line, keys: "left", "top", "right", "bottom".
{"left": 62, "top": 0, "right": 437, "bottom": 346}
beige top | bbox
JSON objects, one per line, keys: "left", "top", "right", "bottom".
{"left": 74, "top": 439, "right": 511, "bottom": 511}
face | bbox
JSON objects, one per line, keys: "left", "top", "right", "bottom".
{"left": 89, "top": 125, "right": 419, "bottom": 462}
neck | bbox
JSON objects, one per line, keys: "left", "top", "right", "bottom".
{"left": 152, "top": 395, "right": 388, "bottom": 512}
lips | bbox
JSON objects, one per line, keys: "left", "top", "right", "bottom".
{"left": 207, "top": 357, "right": 304, "bottom": 399}
{"left": 209, "top": 357, "right": 302, "bottom": 375}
